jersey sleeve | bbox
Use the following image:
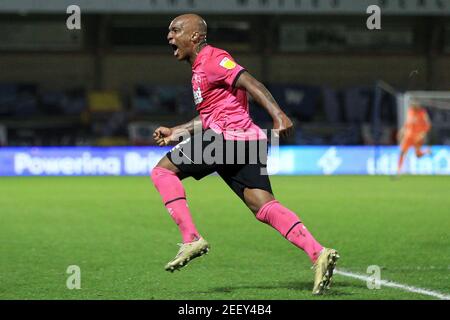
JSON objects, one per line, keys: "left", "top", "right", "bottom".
{"left": 204, "top": 51, "right": 246, "bottom": 88}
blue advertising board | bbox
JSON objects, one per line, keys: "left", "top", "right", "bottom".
{"left": 0, "top": 146, "right": 449, "bottom": 176}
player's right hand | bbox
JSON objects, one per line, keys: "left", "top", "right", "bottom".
{"left": 153, "top": 127, "right": 173, "bottom": 146}
{"left": 273, "top": 113, "right": 294, "bottom": 139}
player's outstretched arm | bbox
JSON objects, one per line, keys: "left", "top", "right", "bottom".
{"left": 235, "top": 71, "right": 294, "bottom": 138}
{"left": 153, "top": 116, "right": 202, "bottom": 146}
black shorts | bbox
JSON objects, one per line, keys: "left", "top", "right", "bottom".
{"left": 166, "top": 129, "right": 273, "bottom": 201}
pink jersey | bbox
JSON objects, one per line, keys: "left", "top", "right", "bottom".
{"left": 191, "top": 45, "right": 267, "bottom": 141}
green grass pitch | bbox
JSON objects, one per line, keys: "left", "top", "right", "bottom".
{"left": 0, "top": 175, "right": 449, "bottom": 300}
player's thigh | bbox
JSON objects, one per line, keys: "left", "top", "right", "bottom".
{"left": 155, "top": 155, "right": 180, "bottom": 173}
{"left": 218, "top": 163, "right": 274, "bottom": 214}
{"left": 413, "top": 132, "right": 426, "bottom": 146}
{"left": 400, "top": 136, "right": 414, "bottom": 153}
{"left": 243, "top": 188, "right": 275, "bottom": 214}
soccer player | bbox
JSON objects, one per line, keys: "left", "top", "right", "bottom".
{"left": 150, "top": 14, "right": 339, "bottom": 295}
{"left": 397, "top": 99, "right": 432, "bottom": 175}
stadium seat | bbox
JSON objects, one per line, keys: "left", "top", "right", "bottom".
{"left": 132, "top": 84, "right": 194, "bottom": 116}
{"left": 295, "top": 127, "right": 326, "bottom": 145}
{"left": 133, "top": 85, "right": 167, "bottom": 114}
{"left": 322, "top": 87, "right": 343, "bottom": 124}
{"left": 249, "top": 99, "right": 272, "bottom": 128}
{"left": 0, "top": 83, "right": 17, "bottom": 115}
{"left": 88, "top": 91, "right": 123, "bottom": 113}
{"left": 343, "top": 86, "right": 371, "bottom": 123}
{"left": 175, "top": 85, "right": 194, "bottom": 115}
{"left": 62, "top": 88, "right": 87, "bottom": 115}
{"left": 330, "top": 125, "right": 361, "bottom": 145}
{"left": 14, "top": 84, "right": 39, "bottom": 116}
{"left": 267, "top": 84, "right": 321, "bottom": 121}
{"left": 40, "top": 91, "right": 66, "bottom": 115}
{"left": 128, "top": 121, "right": 160, "bottom": 145}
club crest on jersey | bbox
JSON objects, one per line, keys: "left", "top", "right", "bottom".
{"left": 193, "top": 87, "right": 203, "bottom": 105}
{"left": 192, "top": 73, "right": 201, "bottom": 84}
{"left": 219, "top": 57, "right": 236, "bottom": 70}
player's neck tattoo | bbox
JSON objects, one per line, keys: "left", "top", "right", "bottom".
{"left": 190, "top": 40, "right": 208, "bottom": 65}
{"left": 196, "top": 40, "right": 208, "bottom": 54}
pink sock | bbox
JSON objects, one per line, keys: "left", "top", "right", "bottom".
{"left": 150, "top": 166, "right": 200, "bottom": 243}
{"left": 256, "top": 200, "right": 323, "bottom": 263}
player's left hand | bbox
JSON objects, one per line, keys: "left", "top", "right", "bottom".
{"left": 273, "top": 113, "right": 294, "bottom": 139}
{"left": 153, "top": 126, "right": 173, "bottom": 146}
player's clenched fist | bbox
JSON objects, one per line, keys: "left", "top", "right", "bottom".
{"left": 153, "top": 127, "right": 173, "bottom": 146}
{"left": 273, "top": 113, "right": 294, "bottom": 139}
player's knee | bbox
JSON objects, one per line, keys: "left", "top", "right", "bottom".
{"left": 253, "top": 199, "right": 280, "bottom": 223}
{"left": 152, "top": 157, "right": 179, "bottom": 176}
{"left": 150, "top": 166, "right": 163, "bottom": 184}
{"left": 247, "top": 202, "right": 261, "bottom": 215}
{"left": 248, "top": 204, "right": 261, "bottom": 215}
{"left": 243, "top": 197, "right": 261, "bottom": 215}
{"left": 243, "top": 189, "right": 276, "bottom": 215}
{"left": 150, "top": 165, "right": 175, "bottom": 184}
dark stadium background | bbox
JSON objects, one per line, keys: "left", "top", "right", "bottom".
{"left": 0, "top": 0, "right": 449, "bottom": 148}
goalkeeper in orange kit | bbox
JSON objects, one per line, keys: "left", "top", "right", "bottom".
{"left": 397, "top": 99, "right": 432, "bottom": 175}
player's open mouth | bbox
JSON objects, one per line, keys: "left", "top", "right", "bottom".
{"left": 171, "top": 44, "right": 179, "bottom": 57}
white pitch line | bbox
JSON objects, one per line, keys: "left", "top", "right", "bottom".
{"left": 335, "top": 269, "right": 450, "bottom": 300}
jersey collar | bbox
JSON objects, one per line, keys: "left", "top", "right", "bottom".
{"left": 192, "top": 44, "right": 211, "bottom": 69}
